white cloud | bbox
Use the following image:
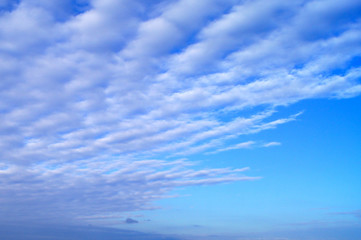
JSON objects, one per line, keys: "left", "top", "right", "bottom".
{"left": 0, "top": 0, "right": 360, "bottom": 225}
{"left": 263, "top": 142, "right": 282, "bottom": 147}
{"left": 0, "top": 158, "right": 258, "bottom": 222}
{"left": 208, "top": 141, "right": 256, "bottom": 154}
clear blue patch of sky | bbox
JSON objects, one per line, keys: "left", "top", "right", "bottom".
{"left": 138, "top": 95, "right": 361, "bottom": 236}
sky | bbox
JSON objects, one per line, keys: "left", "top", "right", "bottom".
{"left": 0, "top": 0, "right": 361, "bottom": 239}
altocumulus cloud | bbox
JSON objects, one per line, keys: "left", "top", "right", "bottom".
{"left": 0, "top": 0, "right": 361, "bottom": 224}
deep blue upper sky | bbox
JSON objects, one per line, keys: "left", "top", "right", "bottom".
{"left": 0, "top": 0, "right": 360, "bottom": 239}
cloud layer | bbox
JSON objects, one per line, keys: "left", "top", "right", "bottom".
{"left": 1, "top": 0, "right": 361, "bottom": 223}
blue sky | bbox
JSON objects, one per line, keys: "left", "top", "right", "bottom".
{"left": 0, "top": 0, "right": 361, "bottom": 239}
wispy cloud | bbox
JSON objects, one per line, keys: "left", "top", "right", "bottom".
{"left": 0, "top": 0, "right": 360, "bottom": 225}
{"left": 0, "top": 157, "right": 258, "bottom": 222}
{"left": 207, "top": 141, "right": 255, "bottom": 154}
{"left": 263, "top": 142, "right": 282, "bottom": 147}
{"left": 207, "top": 140, "right": 282, "bottom": 154}
{"left": 331, "top": 210, "right": 361, "bottom": 219}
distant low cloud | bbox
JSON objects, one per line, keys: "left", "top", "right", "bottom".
{"left": 192, "top": 224, "right": 202, "bottom": 228}
{"left": 331, "top": 209, "right": 361, "bottom": 219}
{"left": 0, "top": 223, "right": 179, "bottom": 240}
{"left": 125, "top": 218, "right": 139, "bottom": 224}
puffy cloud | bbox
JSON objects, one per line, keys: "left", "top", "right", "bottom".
{"left": 0, "top": 0, "right": 360, "bottom": 225}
